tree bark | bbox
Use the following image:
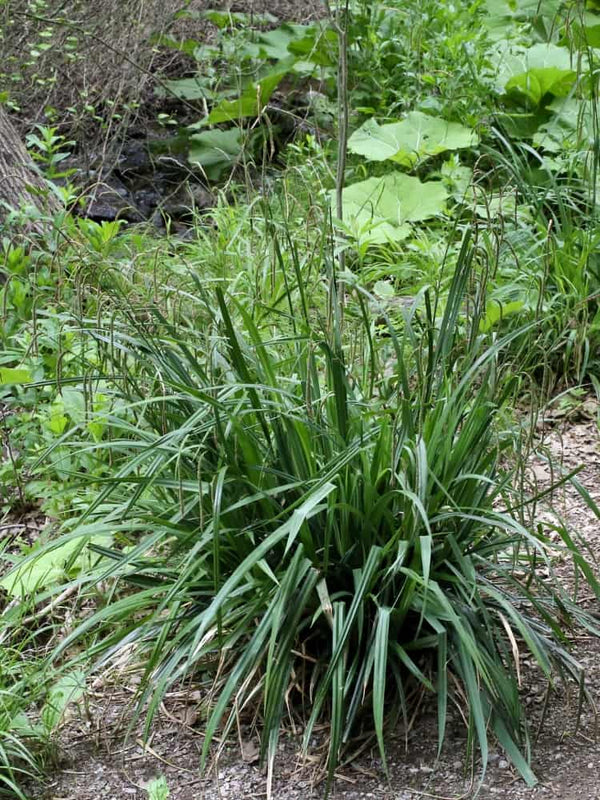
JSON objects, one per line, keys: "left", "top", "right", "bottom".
{"left": 0, "top": 107, "right": 60, "bottom": 235}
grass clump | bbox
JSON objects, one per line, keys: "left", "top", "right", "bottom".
{"left": 0, "top": 628, "right": 48, "bottom": 799}
{"left": 3, "top": 0, "right": 600, "bottom": 793}
{"left": 35, "top": 224, "right": 597, "bottom": 791}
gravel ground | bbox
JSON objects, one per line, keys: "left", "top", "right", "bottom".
{"left": 27, "top": 406, "right": 600, "bottom": 800}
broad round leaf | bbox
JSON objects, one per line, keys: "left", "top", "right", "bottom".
{"left": 495, "top": 43, "right": 577, "bottom": 107}
{"left": 348, "top": 112, "right": 479, "bottom": 168}
{"left": 334, "top": 172, "right": 449, "bottom": 244}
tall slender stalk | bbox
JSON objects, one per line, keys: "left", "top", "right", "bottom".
{"left": 324, "top": 0, "right": 350, "bottom": 321}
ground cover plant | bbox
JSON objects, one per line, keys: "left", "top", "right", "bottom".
{"left": 4, "top": 0, "right": 600, "bottom": 797}
{"left": 27, "top": 223, "right": 599, "bottom": 793}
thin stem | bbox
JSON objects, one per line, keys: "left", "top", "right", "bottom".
{"left": 335, "top": 1, "right": 349, "bottom": 301}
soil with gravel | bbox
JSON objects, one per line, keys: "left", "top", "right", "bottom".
{"left": 24, "top": 404, "right": 600, "bottom": 800}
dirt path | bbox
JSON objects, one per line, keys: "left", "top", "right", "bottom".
{"left": 29, "top": 410, "right": 600, "bottom": 800}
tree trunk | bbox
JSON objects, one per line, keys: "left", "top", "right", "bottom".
{"left": 0, "top": 107, "right": 60, "bottom": 235}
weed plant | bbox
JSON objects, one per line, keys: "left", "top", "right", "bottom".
{"left": 4, "top": 0, "right": 600, "bottom": 793}
{"left": 27, "top": 220, "right": 597, "bottom": 791}
{"left": 0, "top": 625, "right": 47, "bottom": 799}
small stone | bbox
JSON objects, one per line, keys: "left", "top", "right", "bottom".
{"left": 498, "top": 759, "right": 509, "bottom": 769}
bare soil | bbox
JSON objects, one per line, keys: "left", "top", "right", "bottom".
{"left": 2, "top": 0, "right": 324, "bottom": 132}
{"left": 26, "top": 408, "right": 600, "bottom": 800}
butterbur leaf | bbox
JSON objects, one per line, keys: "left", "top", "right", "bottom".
{"left": 0, "top": 534, "right": 112, "bottom": 597}
{"left": 533, "top": 98, "right": 595, "bottom": 151}
{"left": 334, "top": 172, "right": 448, "bottom": 244}
{"left": 561, "top": 19, "right": 600, "bottom": 49}
{"left": 41, "top": 670, "right": 86, "bottom": 732}
{"left": 480, "top": 300, "right": 525, "bottom": 332}
{"left": 0, "top": 367, "right": 31, "bottom": 384}
{"left": 150, "top": 33, "right": 200, "bottom": 57}
{"left": 47, "top": 396, "right": 68, "bottom": 434}
{"left": 238, "top": 23, "right": 332, "bottom": 63}
{"left": 506, "top": 69, "right": 576, "bottom": 107}
{"left": 253, "top": 23, "right": 313, "bottom": 60}
{"left": 161, "top": 77, "right": 208, "bottom": 100}
{"left": 348, "top": 112, "right": 479, "bottom": 167}
{"left": 494, "top": 110, "right": 551, "bottom": 139}
{"left": 203, "top": 10, "right": 277, "bottom": 28}
{"left": 288, "top": 27, "right": 337, "bottom": 66}
{"left": 373, "top": 280, "right": 395, "bottom": 299}
{"left": 188, "top": 128, "right": 243, "bottom": 180}
{"left": 496, "top": 44, "right": 577, "bottom": 107}
{"left": 484, "top": 0, "right": 562, "bottom": 39}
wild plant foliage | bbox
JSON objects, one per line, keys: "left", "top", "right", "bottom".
{"left": 40, "top": 234, "right": 598, "bottom": 789}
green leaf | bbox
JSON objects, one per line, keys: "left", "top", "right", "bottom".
{"left": 492, "top": 716, "right": 538, "bottom": 787}
{"left": 203, "top": 9, "right": 277, "bottom": 29}
{"left": 41, "top": 669, "right": 86, "bottom": 732}
{"left": 563, "top": 21, "right": 600, "bottom": 49}
{"left": 0, "top": 367, "right": 31, "bottom": 385}
{"left": 207, "top": 60, "right": 293, "bottom": 124}
{"left": 1, "top": 535, "right": 112, "bottom": 597}
{"left": 480, "top": 300, "right": 525, "bottom": 331}
{"left": 441, "top": 159, "right": 473, "bottom": 199}
{"left": 373, "top": 606, "right": 391, "bottom": 773}
{"left": 61, "top": 387, "right": 86, "bottom": 424}
{"left": 161, "top": 77, "right": 208, "bottom": 100}
{"left": 288, "top": 27, "right": 337, "bottom": 66}
{"left": 254, "top": 23, "right": 312, "bottom": 60}
{"left": 373, "top": 280, "right": 395, "bottom": 299}
{"left": 495, "top": 44, "right": 577, "bottom": 107}
{"left": 150, "top": 34, "right": 200, "bottom": 57}
{"left": 46, "top": 396, "right": 68, "bottom": 435}
{"left": 494, "top": 110, "right": 551, "bottom": 139}
{"left": 483, "top": 0, "right": 562, "bottom": 39}
{"left": 188, "top": 128, "right": 243, "bottom": 180}
{"left": 348, "top": 112, "right": 479, "bottom": 167}
{"left": 533, "top": 98, "right": 595, "bottom": 151}
{"left": 145, "top": 775, "right": 170, "bottom": 800}
{"left": 334, "top": 172, "right": 448, "bottom": 244}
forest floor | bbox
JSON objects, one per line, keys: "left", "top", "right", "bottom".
{"left": 10, "top": 2, "right": 600, "bottom": 799}
{"left": 27, "top": 408, "right": 600, "bottom": 799}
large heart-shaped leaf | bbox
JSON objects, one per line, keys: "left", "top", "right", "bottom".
{"left": 565, "top": 21, "right": 600, "bottom": 49}
{"left": 188, "top": 128, "right": 243, "bottom": 180}
{"left": 495, "top": 43, "right": 577, "bottom": 107}
{"left": 240, "top": 23, "right": 313, "bottom": 60}
{"left": 333, "top": 173, "right": 448, "bottom": 244}
{"left": 348, "top": 112, "right": 479, "bottom": 168}
{"left": 161, "top": 77, "right": 210, "bottom": 101}
{"left": 1, "top": 534, "right": 112, "bottom": 597}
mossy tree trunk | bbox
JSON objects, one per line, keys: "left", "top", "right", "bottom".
{"left": 0, "top": 107, "right": 59, "bottom": 234}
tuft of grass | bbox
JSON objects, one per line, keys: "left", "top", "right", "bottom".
{"left": 31, "top": 227, "right": 599, "bottom": 792}
{"left": 0, "top": 629, "right": 46, "bottom": 799}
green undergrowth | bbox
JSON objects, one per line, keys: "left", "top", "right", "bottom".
{"left": 3, "top": 0, "right": 600, "bottom": 796}
{"left": 4, "top": 215, "right": 600, "bottom": 793}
